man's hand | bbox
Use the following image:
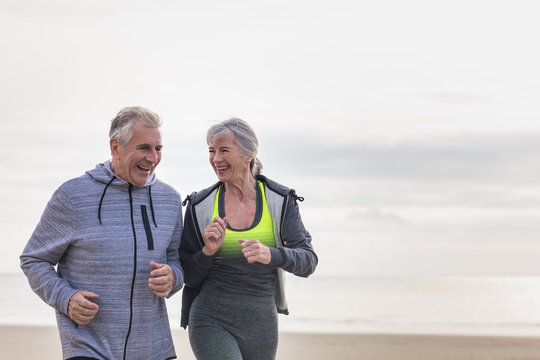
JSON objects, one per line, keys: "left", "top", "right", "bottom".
{"left": 68, "top": 291, "right": 100, "bottom": 325}
{"left": 148, "top": 261, "right": 176, "bottom": 298}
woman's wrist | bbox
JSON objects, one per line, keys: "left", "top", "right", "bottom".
{"left": 201, "top": 246, "right": 214, "bottom": 257}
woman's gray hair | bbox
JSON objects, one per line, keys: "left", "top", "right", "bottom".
{"left": 207, "top": 118, "right": 263, "bottom": 177}
{"left": 109, "top": 106, "right": 162, "bottom": 146}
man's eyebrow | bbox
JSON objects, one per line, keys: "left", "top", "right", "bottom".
{"left": 137, "top": 143, "right": 163, "bottom": 148}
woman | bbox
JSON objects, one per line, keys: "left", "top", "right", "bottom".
{"left": 179, "top": 118, "right": 318, "bottom": 360}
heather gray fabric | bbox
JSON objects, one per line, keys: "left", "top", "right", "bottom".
{"left": 20, "top": 161, "right": 183, "bottom": 360}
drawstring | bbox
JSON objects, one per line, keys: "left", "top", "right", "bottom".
{"left": 99, "top": 177, "right": 157, "bottom": 226}
{"left": 182, "top": 192, "right": 196, "bottom": 206}
{"left": 291, "top": 189, "right": 304, "bottom": 202}
{"left": 148, "top": 186, "right": 157, "bottom": 227}
{"left": 99, "top": 176, "right": 116, "bottom": 224}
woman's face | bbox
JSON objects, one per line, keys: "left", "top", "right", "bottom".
{"left": 208, "top": 131, "right": 252, "bottom": 184}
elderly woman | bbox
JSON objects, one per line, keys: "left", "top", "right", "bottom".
{"left": 179, "top": 118, "right": 318, "bottom": 360}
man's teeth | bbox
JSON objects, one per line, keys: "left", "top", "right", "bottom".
{"left": 138, "top": 165, "right": 151, "bottom": 171}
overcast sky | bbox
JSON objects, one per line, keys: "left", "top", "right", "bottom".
{"left": 1, "top": 0, "right": 539, "bottom": 276}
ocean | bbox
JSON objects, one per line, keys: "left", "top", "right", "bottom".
{"left": 4, "top": 272, "right": 540, "bottom": 336}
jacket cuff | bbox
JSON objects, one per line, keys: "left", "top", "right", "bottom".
{"left": 173, "top": 265, "right": 185, "bottom": 290}
{"left": 166, "top": 266, "right": 184, "bottom": 298}
{"left": 195, "top": 251, "right": 215, "bottom": 268}
{"left": 56, "top": 287, "right": 78, "bottom": 315}
{"left": 269, "top": 247, "right": 285, "bottom": 267}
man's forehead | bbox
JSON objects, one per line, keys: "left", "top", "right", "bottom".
{"left": 130, "top": 126, "right": 162, "bottom": 146}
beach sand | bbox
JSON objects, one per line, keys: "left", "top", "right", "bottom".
{"left": 2, "top": 325, "right": 540, "bottom": 359}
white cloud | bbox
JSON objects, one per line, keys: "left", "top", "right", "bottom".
{"left": 2, "top": 0, "right": 540, "bottom": 276}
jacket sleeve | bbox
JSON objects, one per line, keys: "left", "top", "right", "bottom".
{"left": 179, "top": 203, "right": 214, "bottom": 288}
{"left": 166, "top": 201, "right": 184, "bottom": 298}
{"left": 19, "top": 187, "right": 78, "bottom": 315}
{"left": 269, "top": 195, "right": 318, "bottom": 277}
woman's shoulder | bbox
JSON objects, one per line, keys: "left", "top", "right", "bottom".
{"left": 257, "top": 175, "right": 305, "bottom": 202}
{"left": 182, "top": 181, "right": 221, "bottom": 206}
{"left": 257, "top": 175, "right": 293, "bottom": 196}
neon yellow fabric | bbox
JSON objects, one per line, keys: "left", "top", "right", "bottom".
{"left": 212, "top": 181, "right": 275, "bottom": 258}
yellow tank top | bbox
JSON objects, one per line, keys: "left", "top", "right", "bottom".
{"left": 212, "top": 181, "right": 275, "bottom": 259}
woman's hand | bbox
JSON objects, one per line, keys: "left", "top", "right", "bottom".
{"left": 239, "top": 239, "right": 272, "bottom": 264}
{"left": 202, "top": 216, "right": 227, "bottom": 256}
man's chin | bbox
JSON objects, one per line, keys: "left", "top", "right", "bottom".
{"left": 132, "top": 177, "right": 150, "bottom": 187}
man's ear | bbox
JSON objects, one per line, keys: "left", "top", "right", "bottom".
{"left": 110, "top": 138, "right": 120, "bottom": 159}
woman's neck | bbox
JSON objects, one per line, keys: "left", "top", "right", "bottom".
{"left": 224, "top": 176, "right": 257, "bottom": 202}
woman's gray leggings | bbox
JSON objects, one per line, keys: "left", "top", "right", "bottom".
{"left": 188, "top": 293, "right": 278, "bottom": 360}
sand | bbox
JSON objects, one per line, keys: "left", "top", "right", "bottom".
{"left": 2, "top": 324, "right": 540, "bottom": 359}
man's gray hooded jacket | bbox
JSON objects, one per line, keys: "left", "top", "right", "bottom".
{"left": 20, "top": 161, "right": 183, "bottom": 360}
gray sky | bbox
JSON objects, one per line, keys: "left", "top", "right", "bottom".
{"left": 1, "top": 0, "right": 540, "bottom": 276}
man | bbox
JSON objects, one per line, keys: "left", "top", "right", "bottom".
{"left": 20, "top": 107, "right": 184, "bottom": 360}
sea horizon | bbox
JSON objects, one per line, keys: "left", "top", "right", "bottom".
{"left": 5, "top": 272, "right": 540, "bottom": 337}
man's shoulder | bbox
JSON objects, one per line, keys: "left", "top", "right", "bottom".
{"left": 151, "top": 179, "right": 182, "bottom": 201}
{"left": 57, "top": 173, "right": 95, "bottom": 193}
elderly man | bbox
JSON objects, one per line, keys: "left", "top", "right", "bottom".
{"left": 20, "top": 106, "right": 184, "bottom": 360}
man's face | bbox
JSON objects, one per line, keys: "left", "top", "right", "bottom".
{"left": 110, "top": 120, "right": 162, "bottom": 186}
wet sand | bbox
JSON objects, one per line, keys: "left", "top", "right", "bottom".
{"left": 2, "top": 324, "right": 540, "bottom": 359}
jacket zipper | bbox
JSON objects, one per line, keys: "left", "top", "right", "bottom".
{"left": 279, "top": 193, "right": 289, "bottom": 245}
{"left": 124, "top": 184, "right": 137, "bottom": 360}
{"left": 190, "top": 204, "right": 205, "bottom": 248}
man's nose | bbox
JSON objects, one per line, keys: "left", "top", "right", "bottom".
{"left": 147, "top": 149, "right": 159, "bottom": 163}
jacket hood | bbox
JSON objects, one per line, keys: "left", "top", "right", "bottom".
{"left": 87, "top": 160, "right": 158, "bottom": 225}
{"left": 86, "top": 160, "right": 157, "bottom": 188}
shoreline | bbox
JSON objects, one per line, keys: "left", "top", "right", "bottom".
{"left": 3, "top": 324, "right": 540, "bottom": 359}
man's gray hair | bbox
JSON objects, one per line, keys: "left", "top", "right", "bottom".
{"left": 207, "top": 118, "right": 263, "bottom": 177}
{"left": 110, "top": 106, "right": 162, "bottom": 146}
